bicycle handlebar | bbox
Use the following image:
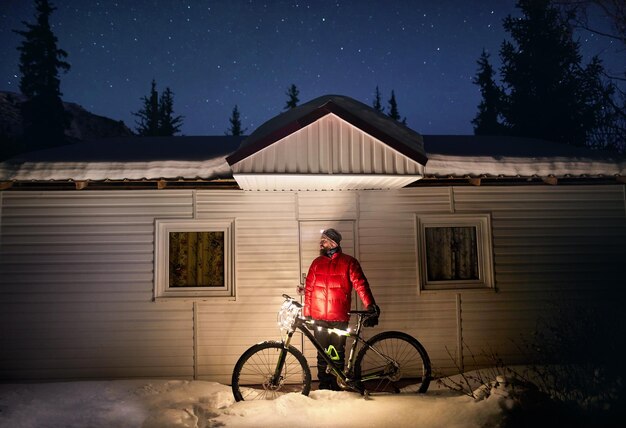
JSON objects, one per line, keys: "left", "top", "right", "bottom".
{"left": 283, "top": 293, "right": 374, "bottom": 318}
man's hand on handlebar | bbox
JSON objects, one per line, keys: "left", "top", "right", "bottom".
{"left": 363, "top": 304, "right": 380, "bottom": 327}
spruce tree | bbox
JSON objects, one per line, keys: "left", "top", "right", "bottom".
{"left": 133, "top": 80, "right": 183, "bottom": 136}
{"left": 133, "top": 80, "right": 160, "bottom": 136}
{"left": 499, "top": 0, "right": 606, "bottom": 147}
{"left": 226, "top": 105, "right": 247, "bottom": 136}
{"left": 158, "top": 87, "right": 183, "bottom": 136}
{"left": 284, "top": 84, "right": 300, "bottom": 110}
{"left": 387, "top": 90, "right": 407, "bottom": 125}
{"left": 14, "top": 0, "right": 70, "bottom": 150}
{"left": 472, "top": 50, "right": 507, "bottom": 135}
{"left": 373, "top": 86, "right": 384, "bottom": 113}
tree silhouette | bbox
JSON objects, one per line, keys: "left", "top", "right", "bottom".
{"left": 14, "top": 0, "right": 70, "bottom": 150}
{"left": 555, "top": 0, "right": 626, "bottom": 152}
{"left": 133, "top": 80, "right": 183, "bottom": 136}
{"left": 284, "top": 84, "right": 300, "bottom": 110}
{"left": 226, "top": 105, "right": 247, "bottom": 136}
{"left": 554, "top": 0, "right": 626, "bottom": 48}
{"left": 498, "top": 0, "right": 609, "bottom": 147}
{"left": 158, "top": 87, "right": 183, "bottom": 136}
{"left": 387, "top": 90, "right": 407, "bottom": 125}
{"left": 133, "top": 79, "right": 160, "bottom": 136}
{"left": 472, "top": 50, "right": 507, "bottom": 135}
{"left": 373, "top": 86, "right": 384, "bottom": 113}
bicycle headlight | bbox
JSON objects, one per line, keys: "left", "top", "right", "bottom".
{"left": 277, "top": 300, "right": 301, "bottom": 331}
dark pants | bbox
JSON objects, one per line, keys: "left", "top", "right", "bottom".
{"left": 313, "top": 320, "right": 348, "bottom": 389}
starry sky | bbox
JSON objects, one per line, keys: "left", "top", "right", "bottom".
{"left": 0, "top": 0, "right": 622, "bottom": 136}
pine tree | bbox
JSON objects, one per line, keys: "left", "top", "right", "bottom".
{"left": 14, "top": 0, "right": 70, "bottom": 150}
{"left": 472, "top": 50, "right": 507, "bottom": 135}
{"left": 226, "top": 105, "right": 247, "bottom": 136}
{"left": 387, "top": 90, "right": 407, "bottom": 125}
{"left": 373, "top": 86, "right": 384, "bottom": 113}
{"left": 133, "top": 80, "right": 183, "bottom": 136}
{"left": 284, "top": 84, "right": 300, "bottom": 110}
{"left": 158, "top": 87, "right": 183, "bottom": 136}
{"left": 133, "top": 80, "right": 160, "bottom": 136}
{"left": 499, "top": 0, "right": 606, "bottom": 147}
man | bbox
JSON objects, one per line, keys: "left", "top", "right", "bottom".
{"left": 302, "top": 228, "right": 380, "bottom": 390}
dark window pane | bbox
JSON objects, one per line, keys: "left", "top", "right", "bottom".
{"left": 169, "top": 231, "right": 225, "bottom": 287}
{"left": 425, "top": 227, "right": 479, "bottom": 281}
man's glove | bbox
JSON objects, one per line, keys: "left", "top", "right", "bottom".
{"left": 363, "top": 304, "right": 380, "bottom": 327}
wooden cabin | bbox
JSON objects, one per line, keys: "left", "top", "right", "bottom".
{"left": 1, "top": 95, "right": 624, "bottom": 383}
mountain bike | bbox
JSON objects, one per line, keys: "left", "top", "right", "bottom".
{"left": 231, "top": 294, "right": 431, "bottom": 401}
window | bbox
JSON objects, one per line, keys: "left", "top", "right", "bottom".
{"left": 416, "top": 214, "right": 494, "bottom": 291}
{"left": 155, "top": 219, "right": 234, "bottom": 299}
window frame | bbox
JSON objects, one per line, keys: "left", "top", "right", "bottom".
{"left": 154, "top": 219, "right": 235, "bottom": 299}
{"left": 415, "top": 213, "right": 494, "bottom": 292}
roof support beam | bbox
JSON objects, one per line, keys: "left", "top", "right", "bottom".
{"left": 468, "top": 177, "right": 481, "bottom": 186}
{"left": 542, "top": 176, "right": 558, "bottom": 185}
{"left": 74, "top": 180, "right": 89, "bottom": 190}
{"left": 0, "top": 181, "right": 13, "bottom": 190}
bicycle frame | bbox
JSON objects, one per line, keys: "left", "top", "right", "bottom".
{"left": 278, "top": 310, "right": 392, "bottom": 390}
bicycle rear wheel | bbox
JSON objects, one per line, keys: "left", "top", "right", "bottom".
{"left": 231, "top": 341, "right": 311, "bottom": 401}
{"left": 354, "top": 331, "right": 431, "bottom": 394}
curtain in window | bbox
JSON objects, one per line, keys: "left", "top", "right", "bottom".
{"left": 425, "top": 227, "right": 479, "bottom": 281}
{"left": 169, "top": 231, "right": 225, "bottom": 287}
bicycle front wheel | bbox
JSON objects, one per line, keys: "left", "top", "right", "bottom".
{"left": 354, "top": 331, "right": 431, "bottom": 394}
{"left": 231, "top": 341, "right": 311, "bottom": 401}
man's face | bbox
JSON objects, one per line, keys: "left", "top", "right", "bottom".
{"left": 319, "top": 235, "right": 337, "bottom": 254}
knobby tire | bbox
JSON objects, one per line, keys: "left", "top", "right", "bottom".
{"left": 354, "top": 331, "right": 431, "bottom": 394}
{"left": 231, "top": 341, "right": 311, "bottom": 401}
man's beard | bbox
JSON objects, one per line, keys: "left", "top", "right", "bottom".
{"left": 320, "top": 246, "right": 337, "bottom": 256}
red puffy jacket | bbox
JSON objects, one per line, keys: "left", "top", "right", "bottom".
{"left": 303, "top": 249, "right": 376, "bottom": 322}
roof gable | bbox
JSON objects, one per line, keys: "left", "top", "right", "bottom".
{"left": 226, "top": 95, "right": 427, "bottom": 166}
{"left": 230, "top": 113, "right": 424, "bottom": 190}
{"left": 226, "top": 95, "right": 427, "bottom": 190}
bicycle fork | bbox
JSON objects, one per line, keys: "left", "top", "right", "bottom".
{"left": 270, "top": 331, "right": 296, "bottom": 387}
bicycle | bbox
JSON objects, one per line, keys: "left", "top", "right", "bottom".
{"left": 231, "top": 294, "right": 431, "bottom": 401}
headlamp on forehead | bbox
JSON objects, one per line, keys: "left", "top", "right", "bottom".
{"left": 321, "top": 228, "right": 342, "bottom": 246}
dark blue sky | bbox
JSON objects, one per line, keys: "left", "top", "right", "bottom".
{"left": 0, "top": 1, "right": 622, "bottom": 136}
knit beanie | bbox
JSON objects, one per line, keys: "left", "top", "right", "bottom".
{"left": 321, "top": 228, "right": 342, "bottom": 247}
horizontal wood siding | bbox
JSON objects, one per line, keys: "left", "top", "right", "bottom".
{"left": 195, "top": 191, "right": 299, "bottom": 383}
{"left": 453, "top": 186, "right": 626, "bottom": 371}
{"left": 358, "top": 188, "right": 460, "bottom": 374}
{"left": 0, "top": 191, "right": 194, "bottom": 380}
{"left": 2, "top": 185, "right": 623, "bottom": 383}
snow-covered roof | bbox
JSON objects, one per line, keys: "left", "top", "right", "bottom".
{"left": 422, "top": 135, "right": 626, "bottom": 178}
{"left": 1, "top": 134, "right": 623, "bottom": 185}
{"left": 0, "top": 136, "right": 244, "bottom": 182}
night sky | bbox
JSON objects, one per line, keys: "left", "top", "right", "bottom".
{"left": 0, "top": 0, "right": 622, "bottom": 136}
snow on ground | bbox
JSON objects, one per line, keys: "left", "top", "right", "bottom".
{"left": 0, "top": 378, "right": 508, "bottom": 428}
